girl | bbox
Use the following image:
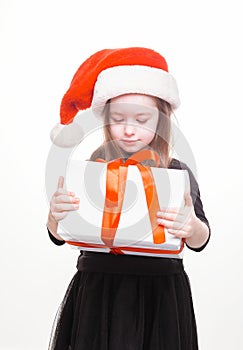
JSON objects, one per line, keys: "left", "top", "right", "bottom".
{"left": 47, "top": 47, "right": 210, "bottom": 350}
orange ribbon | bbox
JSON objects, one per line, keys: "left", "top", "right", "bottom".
{"left": 66, "top": 149, "right": 185, "bottom": 255}
{"left": 96, "top": 149, "right": 165, "bottom": 252}
{"left": 65, "top": 240, "right": 185, "bottom": 256}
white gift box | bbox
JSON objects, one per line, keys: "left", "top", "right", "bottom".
{"left": 58, "top": 159, "right": 190, "bottom": 258}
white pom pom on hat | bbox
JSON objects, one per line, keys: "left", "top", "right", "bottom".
{"left": 51, "top": 47, "right": 180, "bottom": 147}
{"left": 50, "top": 122, "right": 84, "bottom": 148}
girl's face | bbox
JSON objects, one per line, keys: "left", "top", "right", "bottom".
{"left": 108, "top": 94, "right": 159, "bottom": 153}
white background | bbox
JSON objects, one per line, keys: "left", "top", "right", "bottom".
{"left": 1, "top": 0, "right": 243, "bottom": 349}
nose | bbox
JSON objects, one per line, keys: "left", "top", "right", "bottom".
{"left": 124, "top": 123, "right": 135, "bottom": 136}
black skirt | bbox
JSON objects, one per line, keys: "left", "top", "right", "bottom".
{"left": 48, "top": 253, "right": 198, "bottom": 350}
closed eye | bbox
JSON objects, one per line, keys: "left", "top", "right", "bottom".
{"left": 110, "top": 118, "right": 124, "bottom": 123}
{"left": 136, "top": 119, "right": 148, "bottom": 124}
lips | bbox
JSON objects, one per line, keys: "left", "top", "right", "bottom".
{"left": 121, "top": 139, "right": 138, "bottom": 143}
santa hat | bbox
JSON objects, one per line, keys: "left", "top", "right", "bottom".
{"left": 51, "top": 47, "right": 180, "bottom": 147}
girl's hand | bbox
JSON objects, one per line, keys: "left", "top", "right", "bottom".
{"left": 50, "top": 176, "right": 80, "bottom": 222}
{"left": 157, "top": 193, "right": 199, "bottom": 239}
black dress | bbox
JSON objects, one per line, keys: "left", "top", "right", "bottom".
{"left": 48, "top": 155, "right": 210, "bottom": 350}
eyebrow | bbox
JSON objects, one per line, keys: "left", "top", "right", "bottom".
{"left": 109, "top": 112, "right": 152, "bottom": 117}
{"left": 109, "top": 112, "right": 124, "bottom": 117}
{"left": 135, "top": 112, "right": 152, "bottom": 117}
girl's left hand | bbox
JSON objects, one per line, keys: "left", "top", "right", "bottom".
{"left": 157, "top": 193, "right": 199, "bottom": 239}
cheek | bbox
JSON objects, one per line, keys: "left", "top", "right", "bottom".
{"left": 141, "top": 130, "right": 156, "bottom": 144}
{"left": 139, "top": 121, "right": 158, "bottom": 142}
{"left": 109, "top": 125, "right": 121, "bottom": 139}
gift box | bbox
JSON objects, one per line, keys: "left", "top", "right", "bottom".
{"left": 58, "top": 151, "right": 190, "bottom": 258}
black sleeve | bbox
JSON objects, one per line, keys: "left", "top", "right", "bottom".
{"left": 169, "top": 159, "right": 211, "bottom": 252}
{"left": 185, "top": 166, "right": 211, "bottom": 252}
{"left": 47, "top": 226, "right": 66, "bottom": 246}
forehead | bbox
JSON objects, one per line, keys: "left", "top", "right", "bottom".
{"left": 109, "top": 94, "right": 158, "bottom": 114}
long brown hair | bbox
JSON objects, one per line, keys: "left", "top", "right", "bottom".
{"left": 102, "top": 96, "right": 173, "bottom": 168}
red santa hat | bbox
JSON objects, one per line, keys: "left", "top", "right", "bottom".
{"left": 51, "top": 47, "right": 180, "bottom": 147}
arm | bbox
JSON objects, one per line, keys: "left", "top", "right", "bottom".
{"left": 180, "top": 193, "right": 210, "bottom": 249}
{"left": 47, "top": 176, "right": 80, "bottom": 244}
{"left": 157, "top": 192, "right": 210, "bottom": 250}
{"left": 186, "top": 219, "right": 210, "bottom": 249}
{"left": 47, "top": 210, "right": 63, "bottom": 242}
{"left": 157, "top": 161, "right": 211, "bottom": 251}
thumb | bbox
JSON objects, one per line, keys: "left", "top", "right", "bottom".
{"left": 57, "top": 176, "right": 64, "bottom": 190}
{"left": 184, "top": 192, "right": 193, "bottom": 207}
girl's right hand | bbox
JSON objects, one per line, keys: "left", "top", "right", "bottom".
{"left": 50, "top": 176, "right": 80, "bottom": 222}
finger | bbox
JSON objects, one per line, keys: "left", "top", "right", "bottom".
{"left": 57, "top": 188, "right": 76, "bottom": 196}
{"left": 157, "top": 211, "right": 183, "bottom": 222}
{"left": 157, "top": 218, "right": 184, "bottom": 230}
{"left": 184, "top": 192, "right": 193, "bottom": 207}
{"left": 53, "top": 203, "right": 79, "bottom": 212}
{"left": 159, "top": 207, "right": 181, "bottom": 214}
{"left": 55, "top": 194, "right": 80, "bottom": 204}
{"left": 167, "top": 228, "right": 188, "bottom": 238}
{"left": 55, "top": 177, "right": 75, "bottom": 197}
{"left": 57, "top": 176, "right": 64, "bottom": 190}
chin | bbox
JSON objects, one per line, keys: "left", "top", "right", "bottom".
{"left": 119, "top": 144, "right": 143, "bottom": 153}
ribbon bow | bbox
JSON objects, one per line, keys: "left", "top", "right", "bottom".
{"left": 96, "top": 149, "right": 165, "bottom": 253}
